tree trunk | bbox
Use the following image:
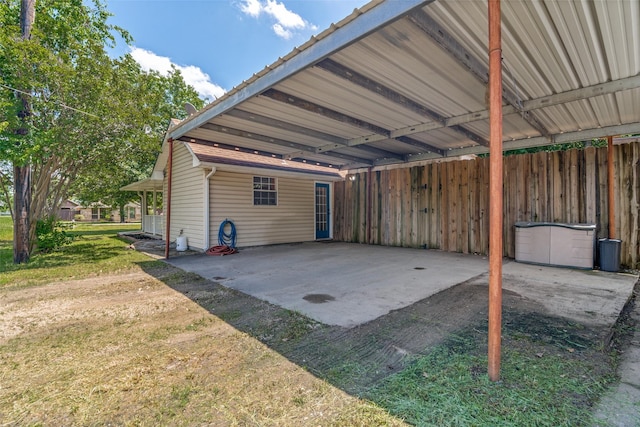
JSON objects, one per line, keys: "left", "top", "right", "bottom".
{"left": 13, "top": 165, "right": 31, "bottom": 263}
{"left": 20, "top": 0, "right": 36, "bottom": 39}
{"left": 13, "top": 0, "right": 36, "bottom": 263}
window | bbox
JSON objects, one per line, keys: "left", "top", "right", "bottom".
{"left": 127, "top": 207, "right": 136, "bottom": 220}
{"left": 91, "top": 208, "right": 108, "bottom": 220}
{"left": 253, "top": 176, "right": 277, "bottom": 206}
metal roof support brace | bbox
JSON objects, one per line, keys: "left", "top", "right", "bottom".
{"left": 488, "top": 0, "right": 503, "bottom": 383}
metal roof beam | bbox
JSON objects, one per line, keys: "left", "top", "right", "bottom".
{"left": 343, "top": 122, "right": 640, "bottom": 168}
{"left": 199, "top": 123, "right": 372, "bottom": 165}
{"left": 521, "top": 74, "right": 640, "bottom": 111}
{"left": 169, "top": 0, "right": 436, "bottom": 141}
{"left": 261, "top": 89, "right": 391, "bottom": 136}
{"left": 447, "top": 122, "right": 640, "bottom": 157}
{"left": 383, "top": 74, "right": 640, "bottom": 139}
{"left": 284, "top": 150, "right": 305, "bottom": 160}
{"left": 227, "top": 109, "right": 402, "bottom": 160}
{"left": 263, "top": 89, "right": 446, "bottom": 157}
{"left": 315, "top": 58, "right": 489, "bottom": 146}
{"left": 314, "top": 140, "right": 402, "bottom": 160}
{"left": 226, "top": 109, "right": 345, "bottom": 145}
{"left": 395, "top": 136, "right": 446, "bottom": 156}
{"left": 349, "top": 145, "right": 403, "bottom": 160}
{"left": 345, "top": 132, "right": 445, "bottom": 155}
{"left": 407, "top": 9, "right": 551, "bottom": 140}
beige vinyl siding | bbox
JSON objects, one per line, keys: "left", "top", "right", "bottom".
{"left": 209, "top": 171, "right": 316, "bottom": 247}
{"left": 164, "top": 143, "right": 205, "bottom": 250}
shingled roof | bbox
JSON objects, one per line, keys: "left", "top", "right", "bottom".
{"left": 186, "top": 140, "right": 344, "bottom": 178}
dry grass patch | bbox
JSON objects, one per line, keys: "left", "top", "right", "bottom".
{"left": 0, "top": 267, "right": 406, "bottom": 426}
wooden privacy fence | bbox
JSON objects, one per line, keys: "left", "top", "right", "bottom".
{"left": 334, "top": 143, "right": 640, "bottom": 269}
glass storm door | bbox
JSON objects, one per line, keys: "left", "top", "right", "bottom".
{"left": 315, "top": 183, "right": 330, "bottom": 239}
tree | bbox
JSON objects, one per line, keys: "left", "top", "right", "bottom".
{"left": 69, "top": 62, "right": 204, "bottom": 217}
{"left": 0, "top": 0, "right": 204, "bottom": 260}
{"left": 9, "top": 0, "right": 36, "bottom": 263}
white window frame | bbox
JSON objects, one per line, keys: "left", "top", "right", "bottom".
{"left": 253, "top": 176, "right": 277, "bottom": 206}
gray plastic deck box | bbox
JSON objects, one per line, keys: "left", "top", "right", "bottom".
{"left": 515, "top": 222, "right": 596, "bottom": 269}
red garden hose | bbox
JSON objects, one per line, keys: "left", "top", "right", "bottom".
{"left": 205, "top": 245, "right": 237, "bottom": 256}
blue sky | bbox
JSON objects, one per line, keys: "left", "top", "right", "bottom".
{"left": 105, "top": 0, "right": 368, "bottom": 102}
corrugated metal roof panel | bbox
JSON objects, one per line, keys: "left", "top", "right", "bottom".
{"left": 168, "top": 0, "right": 639, "bottom": 170}
{"left": 214, "top": 115, "right": 329, "bottom": 150}
{"left": 332, "top": 22, "right": 488, "bottom": 117}
{"left": 276, "top": 68, "right": 430, "bottom": 128}
{"left": 232, "top": 97, "right": 375, "bottom": 139}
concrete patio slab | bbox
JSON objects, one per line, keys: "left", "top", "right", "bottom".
{"left": 168, "top": 242, "right": 489, "bottom": 327}
{"left": 166, "top": 242, "right": 637, "bottom": 329}
{"left": 502, "top": 261, "right": 636, "bottom": 328}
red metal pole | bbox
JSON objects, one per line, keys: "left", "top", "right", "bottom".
{"left": 164, "top": 139, "right": 174, "bottom": 259}
{"left": 607, "top": 136, "right": 615, "bottom": 239}
{"left": 488, "top": 0, "right": 503, "bottom": 382}
{"left": 367, "top": 167, "right": 372, "bottom": 244}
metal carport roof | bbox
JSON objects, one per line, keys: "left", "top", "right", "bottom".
{"left": 165, "top": 0, "right": 639, "bottom": 170}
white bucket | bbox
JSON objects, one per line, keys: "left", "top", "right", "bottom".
{"left": 176, "top": 235, "right": 188, "bottom": 251}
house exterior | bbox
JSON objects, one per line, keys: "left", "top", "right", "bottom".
{"left": 71, "top": 201, "right": 142, "bottom": 223}
{"left": 124, "top": 138, "right": 343, "bottom": 251}
{"left": 58, "top": 199, "right": 80, "bottom": 221}
{"left": 123, "top": 0, "right": 639, "bottom": 266}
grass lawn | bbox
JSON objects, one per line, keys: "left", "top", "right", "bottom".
{"left": 0, "top": 216, "right": 624, "bottom": 426}
{"left": 0, "top": 218, "right": 151, "bottom": 287}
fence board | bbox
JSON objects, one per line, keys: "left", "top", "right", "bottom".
{"left": 334, "top": 144, "right": 640, "bottom": 267}
{"left": 631, "top": 146, "right": 640, "bottom": 269}
{"left": 468, "top": 161, "right": 478, "bottom": 253}
{"left": 619, "top": 144, "right": 631, "bottom": 261}
{"left": 429, "top": 163, "right": 440, "bottom": 249}
{"left": 597, "top": 149, "right": 608, "bottom": 239}
{"left": 585, "top": 148, "right": 597, "bottom": 223}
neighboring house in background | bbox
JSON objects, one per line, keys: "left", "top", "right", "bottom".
{"left": 62, "top": 200, "right": 142, "bottom": 222}
{"left": 122, "top": 138, "right": 344, "bottom": 251}
{"left": 58, "top": 199, "right": 80, "bottom": 221}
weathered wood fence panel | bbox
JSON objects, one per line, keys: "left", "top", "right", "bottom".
{"left": 334, "top": 144, "right": 640, "bottom": 268}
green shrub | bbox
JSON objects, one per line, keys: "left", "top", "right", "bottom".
{"left": 36, "top": 217, "right": 74, "bottom": 253}
{"left": 74, "top": 214, "right": 84, "bottom": 221}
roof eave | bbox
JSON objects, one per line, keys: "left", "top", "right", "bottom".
{"left": 197, "top": 161, "right": 345, "bottom": 182}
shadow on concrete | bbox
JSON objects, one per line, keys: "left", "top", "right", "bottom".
{"left": 135, "top": 242, "right": 638, "bottom": 401}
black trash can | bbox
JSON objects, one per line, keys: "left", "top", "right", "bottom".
{"left": 599, "top": 238, "right": 622, "bottom": 272}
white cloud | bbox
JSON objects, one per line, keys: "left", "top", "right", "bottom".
{"left": 240, "top": 0, "right": 262, "bottom": 17}
{"left": 129, "top": 47, "right": 226, "bottom": 102}
{"left": 263, "top": 0, "right": 305, "bottom": 29}
{"left": 239, "top": 0, "right": 317, "bottom": 39}
{"left": 272, "top": 23, "right": 292, "bottom": 40}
